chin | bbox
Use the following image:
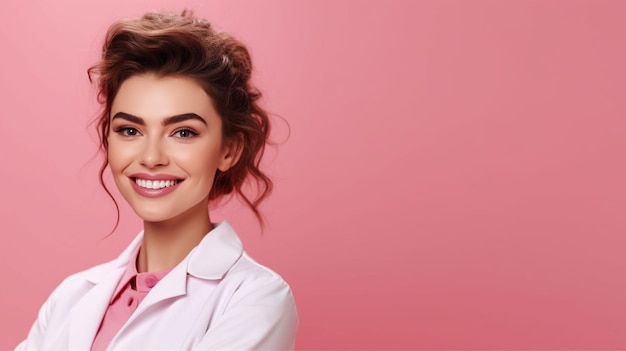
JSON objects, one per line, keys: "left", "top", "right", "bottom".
{"left": 126, "top": 197, "right": 209, "bottom": 225}
{"left": 131, "top": 205, "right": 181, "bottom": 224}
{"left": 134, "top": 212, "right": 175, "bottom": 224}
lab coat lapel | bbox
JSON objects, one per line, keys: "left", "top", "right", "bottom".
{"left": 68, "top": 231, "right": 143, "bottom": 350}
{"left": 118, "top": 221, "right": 243, "bottom": 326}
{"left": 68, "top": 267, "right": 125, "bottom": 350}
{"left": 107, "top": 222, "right": 243, "bottom": 348}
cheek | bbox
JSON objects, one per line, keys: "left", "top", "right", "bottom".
{"left": 173, "top": 140, "right": 224, "bottom": 173}
{"left": 175, "top": 153, "right": 218, "bottom": 182}
{"left": 107, "top": 141, "right": 132, "bottom": 173}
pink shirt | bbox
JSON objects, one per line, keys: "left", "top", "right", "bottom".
{"left": 90, "top": 247, "right": 172, "bottom": 351}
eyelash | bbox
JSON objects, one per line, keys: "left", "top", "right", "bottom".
{"left": 114, "top": 126, "right": 140, "bottom": 137}
{"left": 112, "top": 126, "right": 199, "bottom": 138}
{"left": 172, "top": 128, "right": 199, "bottom": 138}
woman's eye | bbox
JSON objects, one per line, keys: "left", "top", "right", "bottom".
{"left": 115, "top": 127, "right": 140, "bottom": 136}
{"left": 173, "top": 129, "right": 198, "bottom": 138}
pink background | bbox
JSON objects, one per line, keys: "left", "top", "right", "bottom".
{"left": 1, "top": 0, "right": 625, "bottom": 349}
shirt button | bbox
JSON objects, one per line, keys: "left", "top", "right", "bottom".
{"left": 145, "top": 275, "right": 157, "bottom": 288}
{"left": 127, "top": 297, "right": 134, "bottom": 306}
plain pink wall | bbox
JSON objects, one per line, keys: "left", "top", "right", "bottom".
{"left": 1, "top": 0, "right": 626, "bottom": 349}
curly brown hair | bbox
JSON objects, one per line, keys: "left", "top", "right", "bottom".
{"left": 88, "top": 10, "right": 272, "bottom": 229}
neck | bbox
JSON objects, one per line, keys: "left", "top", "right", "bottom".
{"left": 137, "top": 199, "right": 213, "bottom": 273}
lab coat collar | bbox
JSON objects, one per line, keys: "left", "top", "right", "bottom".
{"left": 125, "top": 221, "right": 244, "bottom": 328}
{"left": 70, "top": 220, "right": 243, "bottom": 350}
{"left": 186, "top": 220, "right": 244, "bottom": 280}
{"left": 115, "top": 220, "right": 244, "bottom": 345}
{"left": 128, "top": 220, "right": 244, "bottom": 322}
{"left": 83, "top": 220, "right": 243, "bottom": 284}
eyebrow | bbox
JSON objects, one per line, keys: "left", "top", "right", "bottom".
{"left": 111, "top": 112, "right": 208, "bottom": 126}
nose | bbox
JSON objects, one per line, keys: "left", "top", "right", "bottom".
{"left": 140, "top": 137, "right": 169, "bottom": 168}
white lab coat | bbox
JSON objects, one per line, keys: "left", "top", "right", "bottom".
{"left": 16, "top": 221, "right": 299, "bottom": 350}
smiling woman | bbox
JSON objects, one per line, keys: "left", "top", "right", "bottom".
{"left": 15, "top": 10, "right": 298, "bottom": 351}
{"left": 108, "top": 75, "right": 234, "bottom": 229}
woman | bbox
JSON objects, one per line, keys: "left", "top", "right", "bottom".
{"left": 16, "top": 10, "right": 298, "bottom": 351}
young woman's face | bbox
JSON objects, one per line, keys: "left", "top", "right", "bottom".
{"left": 108, "top": 74, "right": 238, "bottom": 223}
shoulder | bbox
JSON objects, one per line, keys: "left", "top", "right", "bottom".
{"left": 223, "top": 252, "right": 298, "bottom": 313}
{"left": 228, "top": 252, "right": 288, "bottom": 281}
{"left": 17, "top": 258, "right": 126, "bottom": 349}
{"left": 49, "top": 233, "right": 139, "bottom": 295}
{"left": 195, "top": 252, "right": 299, "bottom": 350}
{"left": 43, "top": 259, "right": 120, "bottom": 302}
{"left": 229, "top": 252, "right": 293, "bottom": 289}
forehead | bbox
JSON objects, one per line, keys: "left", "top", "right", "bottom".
{"left": 111, "top": 74, "right": 218, "bottom": 121}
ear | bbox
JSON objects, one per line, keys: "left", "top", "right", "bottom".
{"left": 218, "top": 135, "right": 244, "bottom": 172}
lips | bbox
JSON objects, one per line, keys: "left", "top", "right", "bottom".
{"left": 128, "top": 173, "right": 184, "bottom": 198}
{"left": 134, "top": 178, "right": 181, "bottom": 190}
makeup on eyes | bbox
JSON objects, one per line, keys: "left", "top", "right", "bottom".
{"left": 111, "top": 124, "right": 202, "bottom": 138}
{"left": 172, "top": 128, "right": 199, "bottom": 138}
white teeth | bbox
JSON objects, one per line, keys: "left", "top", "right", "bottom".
{"left": 135, "top": 178, "right": 179, "bottom": 190}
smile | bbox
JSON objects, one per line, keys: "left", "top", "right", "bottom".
{"left": 134, "top": 178, "right": 182, "bottom": 189}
